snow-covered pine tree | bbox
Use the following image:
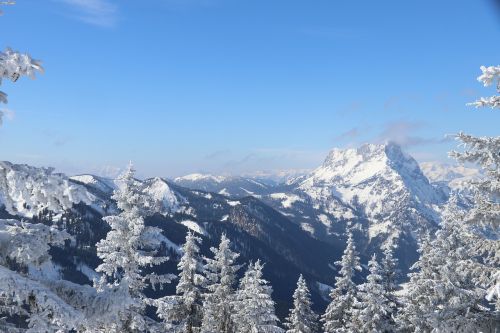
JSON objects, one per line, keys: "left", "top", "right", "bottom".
{"left": 380, "top": 243, "right": 399, "bottom": 329}
{"left": 0, "top": 2, "right": 43, "bottom": 125}
{"left": 200, "top": 234, "right": 241, "bottom": 333}
{"left": 397, "top": 201, "right": 494, "bottom": 332}
{"left": 451, "top": 65, "right": 500, "bottom": 311}
{"left": 321, "top": 229, "right": 361, "bottom": 333}
{"left": 157, "top": 231, "right": 205, "bottom": 333}
{"left": 95, "top": 163, "right": 173, "bottom": 332}
{"left": 284, "top": 274, "right": 318, "bottom": 333}
{"left": 351, "top": 254, "right": 392, "bottom": 333}
{"left": 0, "top": 219, "right": 84, "bottom": 332}
{"left": 232, "top": 260, "right": 284, "bottom": 333}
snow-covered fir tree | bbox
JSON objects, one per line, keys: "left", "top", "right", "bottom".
{"left": 284, "top": 274, "right": 318, "bottom": 333}
{"left": 397, "top": 201, "right": 495, "bottom": 332}
{"left": 157, "top": 231, "right": 205, "bottom": 333}
{"left": 95, "top": 163, "right": 173, "bottom": 332}
{"left": 380, "top": 243, "right": 399, "bottom": 329}
{"left": 321, "top": 229, "right": 361, "bottom": 333}
{"left": 0, "top": 219, "right": 84, "bottom": 332}
{"left": 351, "top": 254, "right": 393, "bottom": 333}
{"left": 451, "top": 65, "right": 500, "bottom": 311}
{"left": 232, "top": 260, "right": 284, "bottom": 333}
{"left": 200, "top": 234, "right": 241, "bottom": 333}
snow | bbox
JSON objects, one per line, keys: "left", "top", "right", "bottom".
{"left": 419, "top": 162, "right": 481, "bottom": 189}
{"left": 0, "top": 161, "right": 97, "bottom": 218}
{"left": 180, "top": 220, "right": 207, "bottom": 235}
{"left": 227, "top": 200, "right": 240, "bottom": 207}
{"left": 300, "top": 222, "right": 315, "bottom": 234}
{"left": 221, "top": 214, "right": 229, "bottom": 222}
{"left": 269, "top": 192, "right": 303, "bottom": 208}
{"left": 316, "top": 281, "right": 333, "bottom": 302}
{"left": 70, "top": 174, "right": 117, "bottom": 194}
{"left": 76, "top": 262, "right": 99, "bottom": 281}
{"left": 218, "top": 188, "right": 230, "bottom": 196}
{"left": 368, "top": 221, "right": 393, "bottom": 239}
{"left": 143, "top": 177, "right": 180, "bottom": 213}
{"left": 174, "top": 173, "right": 225, "bottom": 183}
{"left": 296, "top": 143, "right": 445, "bottom": 227}
{"left": 318, "top": 214, "right": 331, "bottom": 227}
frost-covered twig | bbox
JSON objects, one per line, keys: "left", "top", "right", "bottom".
{"left": 468, "top": 65, "right": 500, "bottom": 110}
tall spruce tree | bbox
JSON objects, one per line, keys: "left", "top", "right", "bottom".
{"left": 200, "top": 234, "right": 241, "bottom": 333}
{"left": 321, "top": 229, "right": 361, "bottom": 333}
{"left": 381, "top": 244, "right": 399, "bottom": 329}
{"left": 232, "top": 260, "right": 284, "bottom": 333}
{"left": 397, "top": 202, "right": 494, "bottom": 332}
{"left": 95, "top": 163, "right": 173, "bottom": 332}
{"left": 284, "top": 275, "right": 318, "bottom": 333}
{"left": 157, "top": 231, "right": 205, "bottom": 333}
{"left": 351, "top": 254, "right": 393, "bottom": 333}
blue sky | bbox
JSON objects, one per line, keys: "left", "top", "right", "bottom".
{"left": 1, "top": 0, "right": 499, "bottom": 178}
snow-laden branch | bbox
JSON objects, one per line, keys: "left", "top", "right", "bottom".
{"left": 0, "top": 48, "right": 43, "bottom": 103}
{"left": 468, "top": 65, "right": 500, "bottom": 109}
{"left": 477, "top": 65, "right": 500, "bottom": 87}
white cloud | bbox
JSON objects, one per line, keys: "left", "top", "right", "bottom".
{"left": 57, "top": 0, "right": 118, "bottom": 27}
{"left": 0, "top": 108, "right": 15, "bottom": 126}
{"left": 374, "top": 121, "right": 450, "bottom": 148}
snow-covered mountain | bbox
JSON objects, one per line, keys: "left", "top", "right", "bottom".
{"left": 255, "top": 143, "right": 449, "bottom": 271}
{"left": 420, "top": 161, "right": 480, "bottom": 190}
{"left": 0, "top": 161, "right": 345, "bottom": 317}
{"left": 0, "top": 145, "right": 461, "bottom": 317}
{"left": 173, "top": 173, "right": 273, "bottom": 197}
{"left": 168, "top": 143, "right": 452, "bottom": 272}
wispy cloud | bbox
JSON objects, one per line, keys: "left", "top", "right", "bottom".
{"left": 333, "top": 127, "right": 363, "bottom": 142}
{"left": 204, "top": 149, "right": 232, "bottom": 160}
{"left": 40, "top": 129, "right": 72, "bottom": 147}
{"left": 56, "top": 0, "right": 118, "bottom": 27}
{"left": 0, "top": 108, "right": 14, "bottom": 126}
{"left": 375, "top": 120, "right": 451, "bottom": 148}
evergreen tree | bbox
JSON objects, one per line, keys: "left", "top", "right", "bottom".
{"left": 351, "top": 254, "right": 392, "bottom": 333}
{"left": 200, "top": 234, "right": 241, "bottom": 333}
{"left": 321, "top": 229, "right": 361, "bottom": 333}
{"left": 0, "top": 219, "right": 80, "bottom": 332}
{"left": 284, "top": 275, "right": 318, "bottom": 333}
{"left": 95, "top": 163, "right": 173, "bottom": 332}
{"left": 157, "top": 231, "right": 205, "bottom": 333}
{"left": 380, "top": 244, "right": 399, "bottom": 329}
{"left": 451, "top": 65, "right": 500, "bottom": 311}
{"left": 232, "top": 260, "right": 284, "bottom": 333}
{"left": 397, "top": 202, "right": 494, "bottom": 332}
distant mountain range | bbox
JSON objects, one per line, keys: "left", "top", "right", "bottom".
{"left": 0, "top": 143, "right": 476, "bottom": 317}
